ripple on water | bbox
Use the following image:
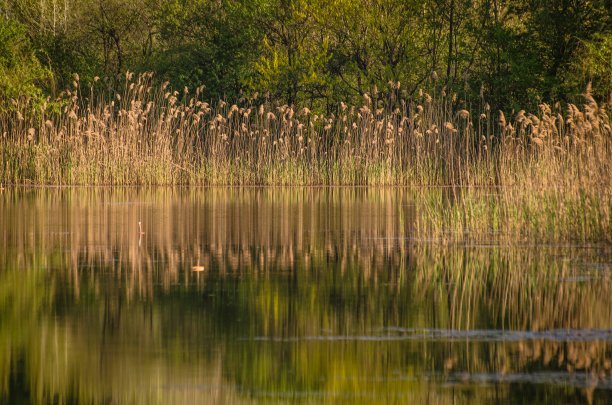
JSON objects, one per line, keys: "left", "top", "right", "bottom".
{"left": 248, "top": 328, "right": 612, "bottom": 342}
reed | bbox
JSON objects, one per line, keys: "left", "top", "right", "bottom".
{"left": 0, "top": 73, "right": 610, "bottom": 242}
{"left": 0, "top": 72, "right": 609, "bottom": 187}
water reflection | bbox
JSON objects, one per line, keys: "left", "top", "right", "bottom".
{"left": 0, "top": 187, "right": 611, "bottom": 404}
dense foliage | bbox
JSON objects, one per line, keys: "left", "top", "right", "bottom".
{"left": 1, "top": 0, "right": 611, "bottom": 111}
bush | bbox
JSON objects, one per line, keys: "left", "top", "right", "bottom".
{"left": 0, "top": 19, "right": 52, "bottom": 115}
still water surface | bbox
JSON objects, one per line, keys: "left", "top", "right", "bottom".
{"left": 0, "top": 187, "right": 611, "bottom": 404}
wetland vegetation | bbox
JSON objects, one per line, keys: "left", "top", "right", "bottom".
{"left": 0, "top": 1, "right": 611, "bottom": 403}
{"left": 1, "top": 77, "right": 610, "bottom": 242}
{"left": 1, "top": 1, "right": 611, "bottom": 242}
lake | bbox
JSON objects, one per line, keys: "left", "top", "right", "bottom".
{"left": 1, "top": 187, "right": 611, "bottom": 404}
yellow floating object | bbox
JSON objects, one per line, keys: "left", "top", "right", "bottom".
{"left": 192, "top": 266, "right": 205, "bottom": 272}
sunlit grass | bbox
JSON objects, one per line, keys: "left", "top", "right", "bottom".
{"left": 0, "top": 73, "right": 610, "bottom": 241}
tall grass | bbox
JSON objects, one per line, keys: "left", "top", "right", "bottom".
{"left": 0, "top": 73, "right": 610, "bottom": 241}
{"left": 0, "top": 72, "right": 609, "bottom": 187}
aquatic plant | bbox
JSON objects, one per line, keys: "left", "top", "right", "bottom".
{"left": 0, "top": 74, "right": 610, "bottom": 241}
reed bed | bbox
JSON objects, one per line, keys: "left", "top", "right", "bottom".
{"left": 0, "top": 72, "right": 609, "bottom": 186}
{"left": 0, "top": 73, "right": 610, "bottom": 242}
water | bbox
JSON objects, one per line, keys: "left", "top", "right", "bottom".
{"left": 0, "top": 187, "right": 611, "bottom": 404}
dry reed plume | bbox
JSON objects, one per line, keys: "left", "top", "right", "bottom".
{"left": 0, "top": 71, "right": 610, "bottom": 187}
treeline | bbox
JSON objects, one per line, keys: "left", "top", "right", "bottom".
{"left": 1, "top": 0, "right": 611, "bottom": 113}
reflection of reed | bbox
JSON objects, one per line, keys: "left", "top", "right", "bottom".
{"left": 1, "top": 188, "right": 611, "bottom": 329}
{"left": 0, "top": 187, "right": 418, "bottom": 294}
{"left": 1, "top": 188, "right": 611, "bottom": 404}
{"left": 413, "top": 244, "right": 612, "bottom": 398}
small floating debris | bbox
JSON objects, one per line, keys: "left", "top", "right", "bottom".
{"left": 192, "top": 266, "right": 205, "bottom": 272}
{"left": 138, "top": 221, "right": 145, "bottom": 235}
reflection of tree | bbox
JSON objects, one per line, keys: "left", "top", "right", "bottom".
{"left": 0, "top": 188, "right": 610, "bottom": 403}
{"left": 0, "top": 252, "right": 54, "bottom": 402}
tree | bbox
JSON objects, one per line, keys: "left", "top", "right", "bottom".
{"left": 0, "top": 18, "right": 52, "bottom": 114}
{"left": 148, "top": 0, "right": 261, "bottom": 101}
